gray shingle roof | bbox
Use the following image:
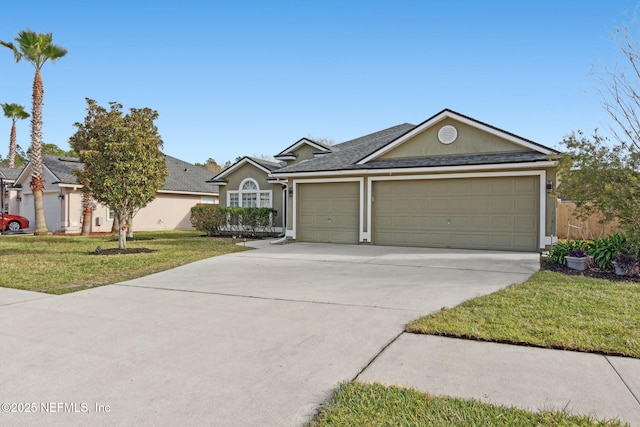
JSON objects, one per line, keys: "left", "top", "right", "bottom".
{"left": 42, "top": 155, "right": 218, "bottom": 194}
{"left": 360, "top": 151, "right": 551, "bottom": 170}
{"left": 163, "top": 155, "right": 220, "bottom": 194}
{"left": 272, "top": 123, "right": 416, "bottom": 174}
{"left": 44, "top": 155, "right": 83, "bottom": 184}
{"left": 249, "top": 157, "right": 283, "bottom": 172}
{"left": 271, "top": 110, "right": 559, "bottom": 175}
{"left": 0, "top": 166, "right": 22, "bottom": 181}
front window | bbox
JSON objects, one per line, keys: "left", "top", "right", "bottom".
{"left": 227, "top": 179, "right": 272, "bottom": 208}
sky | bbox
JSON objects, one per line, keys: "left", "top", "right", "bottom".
{"left": 0, "top": 1, "right": 638, "bottom": 166}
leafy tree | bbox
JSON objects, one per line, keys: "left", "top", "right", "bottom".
{"left": 195, "top": 157, "right": 231, "bottom": 174}
{"left": 559, "top": 23, "right": 640, "bottom": 249}
{"left": 1, "top": 30, "right": 67, "bottom": 234}
{"left": 41, "top": 142, "right": 76, "bottom": 157}
{"left": 557, "top": 131, "right": 640, "bottom": 242}
{"left": 69, "top": 99, "right": 167, "bottom": 249}
{"left": 1, "top": 103, "right": 29, "bottom": 168}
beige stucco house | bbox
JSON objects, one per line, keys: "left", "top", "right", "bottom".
{"left": 13, "top": 155, "right": 219, "bottom": 233}
{"left": 214, "top": 109, "right": 559, "bottom": 252}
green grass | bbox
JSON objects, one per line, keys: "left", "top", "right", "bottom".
{"left": 0, "top": 231, "right": 249, "bottom": 294}
{"left": 309, "top": 382, "right": 626, "bottom": 426}
{"left": 407, "top": 271, "right": 640, "bottom": 358}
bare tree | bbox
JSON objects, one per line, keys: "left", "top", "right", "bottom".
{"left": 599, "top": 25, "right": 640, "bottom": 150}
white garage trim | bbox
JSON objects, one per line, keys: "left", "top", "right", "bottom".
{"left": 271, "top": 160, "right": 557, "bottom": 179}
{"left": 289, "top": 177, "right": 364, "bottom": 240}
{"left": 367, "top": 170, "right": 548, "bottom": 250}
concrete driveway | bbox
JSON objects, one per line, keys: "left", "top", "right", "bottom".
{"left": 0, "top": 242, "right": 539, "bottom": 426}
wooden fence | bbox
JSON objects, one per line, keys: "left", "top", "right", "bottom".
{"left": 556, "top": 200, "right": 620, "bottom": 240}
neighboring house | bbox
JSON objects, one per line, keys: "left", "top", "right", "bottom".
{"left": 0, "top": 166, "right": 22, "bottom": 214}
{"left": 213, "top": 109, "right": 559, "bottom": 252}
{"left": 13, "top": 155, "right": 219, "bottom": 233}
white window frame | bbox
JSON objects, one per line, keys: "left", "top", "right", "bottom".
{"left": 227, "top": 178, "right": 272, "bottom": 208}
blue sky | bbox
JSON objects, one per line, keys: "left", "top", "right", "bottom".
{"left": 0, "top": 1, "right": 637, "bottom": 166}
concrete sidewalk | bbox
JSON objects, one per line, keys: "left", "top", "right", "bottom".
{"left": 358, "top": 334, "right": 640, "bottom": 426}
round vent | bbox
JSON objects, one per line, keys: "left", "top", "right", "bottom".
{"left": 438, "top": 125, "right": 458, "bottom": 144}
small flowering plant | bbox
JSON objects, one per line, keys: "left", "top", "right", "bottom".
{"left": 567, "top": 249, "right": 587, "bottom": 258}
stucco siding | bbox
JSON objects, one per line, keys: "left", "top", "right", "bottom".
{"left": 288, "top": 145, "right": 321, "bottom": 165}
{"left": 219, "top": 162, "right": 284, "bottom": 228}
{"left": 379, "top": 118, "right": 528, "bottom": 160}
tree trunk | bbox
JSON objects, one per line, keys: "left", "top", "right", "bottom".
{"left": 30, "top": 68, "right": 47, "bottom": 234}
{"left": 117, "top": 211, "right": 127, "bottom": 249}
{"left": 8, "top": 121, "right": 16, "bottom": 168}
{"left": 80, "top": 192, "right": 92, "bottom": 236}
{"left": 32, "top": 182, "right": 48, "bottom": 235}
{"left": 127, "top": 217, "right": 133, "bottom": 239}
{"left": 111, "top": 213, "right": 119, "bottom": 234}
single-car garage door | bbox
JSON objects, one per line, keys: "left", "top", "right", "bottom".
{"left": 373, "top": 176, "right": 539, "bottom": 251}
{"left": 297, "top": 182, "right": 360, "bottom": 244}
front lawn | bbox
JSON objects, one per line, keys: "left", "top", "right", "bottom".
{"left": 407, "top": 271, "right": 640, "bottom": 358}
{"left": 0, "top": 231, "right": 248, "bottom": 294}
{"left": 309, "top": 382, "right": 625, "bottom": 426}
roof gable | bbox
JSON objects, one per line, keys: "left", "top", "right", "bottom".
{"left": 210, "top": 156, "right": 281, "bottom": 182}
{"left": 357, "top": 109, "right": 555, "bottom": 164}
{"left": 271, "top": 123, "right": 416, "bottom": 175}
{"left": 274, "top": 138, "right": 333, "bottom": 160}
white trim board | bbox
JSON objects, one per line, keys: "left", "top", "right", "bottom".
{"left": 291, "top": 177, "right": 364, "bottom": 241}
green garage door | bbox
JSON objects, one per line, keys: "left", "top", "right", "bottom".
{"left": 297, "top": 182, "right": 360, "bottom": 244}
{"left": 373, "top": 177, "right": 539, "bottom": 251}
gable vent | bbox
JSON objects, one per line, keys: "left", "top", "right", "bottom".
{"left": 438, "top": 125, "right": 458, "bottom": 144}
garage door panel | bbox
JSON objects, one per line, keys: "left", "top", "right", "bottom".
{"left": 373, "top": 177, "right": 539, "bottom": 251}
{"left": 297, "top": 182, "right": 359, "bottom": 244}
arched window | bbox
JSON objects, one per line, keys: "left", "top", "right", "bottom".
{"left": 241, "top": 179, "right": 258, "bottom": 207}
{"left": 228, "top": 178, "right": 272, "bottom": 208}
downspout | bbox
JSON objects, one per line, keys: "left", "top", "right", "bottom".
{"left": 270, "top": 182, "right": 288, "bottom": 244}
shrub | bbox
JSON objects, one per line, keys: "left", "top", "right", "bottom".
{"left": 190, "top": 205, "right": 278, "bottom": 237}
{"left": 588, "top": 233, "right": 627, "bottom": 269}
{"left": 190, "top": 205, "right": 225, "bottom": 236}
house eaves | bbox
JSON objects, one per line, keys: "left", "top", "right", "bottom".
{"left": 210, "top": 156, "right": 283, "bottom": 181}
{"left": 271, "top": 159, "right": 558, "bottom": 178}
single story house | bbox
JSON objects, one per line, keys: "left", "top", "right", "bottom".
{"left": 12, "top": 154, "right": 219, "bottom": 233}
{"left": 212, "top": 109, "right": 559, "bottom": 252}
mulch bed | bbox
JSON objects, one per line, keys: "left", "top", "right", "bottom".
{"left": 541, "top": 259, "right": 640, "bottom": 282}
{"left": 89, "top": 247, "right": 156, "bottom": 256}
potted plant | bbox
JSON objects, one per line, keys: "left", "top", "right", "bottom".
{"left": 612, "top": 253, "right": 639, "bottom": 276}
{"left": 565, "top": 249, "right": 588, "bottom": 271}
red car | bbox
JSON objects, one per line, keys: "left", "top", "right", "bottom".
{"left": 1, "top": 213, "right": 29, "bottom": 232}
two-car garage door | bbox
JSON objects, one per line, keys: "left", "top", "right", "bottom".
{"left": 296, "top": 176, "right": 540, "bottom": 251}
{"left": 373, "top": 177, "right": 539, "bottom": 251}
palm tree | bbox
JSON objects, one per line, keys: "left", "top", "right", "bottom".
{"left": 80, "top": 192, "right": 93, "bottom": 236}
{"left": 1, "top": 30, "right": 67, "bottom": 235}
{"left": 1, "top": 103, "right": 30, "bottom": 168}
